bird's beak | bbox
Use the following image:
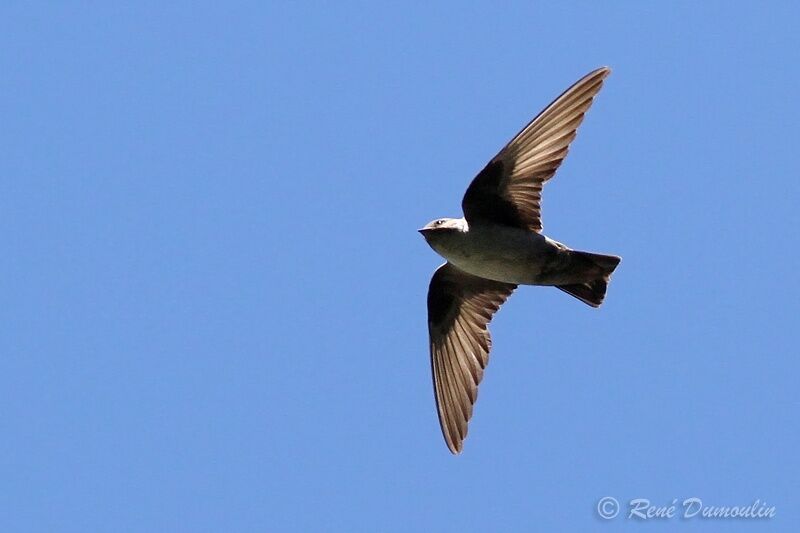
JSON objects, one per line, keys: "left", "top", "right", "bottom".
{"left": 418, "top": 227, "right": 432, "bottom": 235}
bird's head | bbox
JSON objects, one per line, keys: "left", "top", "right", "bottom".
{"left": 418, "top": 217, "right": 467, "bottom": 243}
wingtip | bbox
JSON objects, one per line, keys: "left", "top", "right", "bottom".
{"left": 595, "top": 65, "right": 612, "bottom": 77}
{"left": 443, "top": 432, "right": 463, "bottom": 454}
{"left": 444, "top": 433, "right": 464, "bottom": 454}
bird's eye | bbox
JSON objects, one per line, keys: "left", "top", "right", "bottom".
{"left": 435, "top": 220, "right": 443, "bottom": 225}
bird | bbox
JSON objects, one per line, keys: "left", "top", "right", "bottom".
{"left": 419, "top": 66, "right": 621, "bottom": 454}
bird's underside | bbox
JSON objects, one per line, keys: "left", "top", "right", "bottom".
{"left": 429, "top": 221, "right": 606, "bottom": 286}
{"left": 420, "top": 66, "right": 620, "bottom": 454}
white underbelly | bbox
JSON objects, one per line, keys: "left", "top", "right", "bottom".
{"left": 435, "top": 225, "right": 560, "bottom": 285}
{"left": 449, "top": 254, "right": 534, "bottom": 283}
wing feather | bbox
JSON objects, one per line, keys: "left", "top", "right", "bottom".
{"left": 427, "top": 263, "right": 516, "bottom": 453}
{"left": 462, "top": 67, "right": 610, "bottom": 232}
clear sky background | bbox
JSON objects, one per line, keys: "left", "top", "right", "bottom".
{"left": 2, "top": 2, "right": 798, "bottom": 532}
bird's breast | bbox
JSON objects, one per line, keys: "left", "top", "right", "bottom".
{"left": 433, "top": 225, "right": 560, "bottom": 285}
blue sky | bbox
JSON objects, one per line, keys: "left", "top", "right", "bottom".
{"left": 2, "top": 2, "right": 798, "bottom": 531}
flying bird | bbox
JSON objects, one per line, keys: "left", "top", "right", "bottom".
{"left": 419, "top": 67, "right": 621, "bottom": 454}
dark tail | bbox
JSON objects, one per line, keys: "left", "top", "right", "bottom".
{"left": 556, "top": 251, "right": 621, "bottom": 308}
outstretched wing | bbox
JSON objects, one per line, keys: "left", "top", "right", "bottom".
{"left": 427, "top": 263, "right": 516, "bottom": 454}
{"left": 462, "top": 67, "right": 610, "bottom": 232}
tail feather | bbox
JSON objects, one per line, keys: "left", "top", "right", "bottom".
{"left": 557, "top": 279, "right": 609, "bottom": 307}
{"left": 556, "top": 251, "right": 621, "bottom": 308}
